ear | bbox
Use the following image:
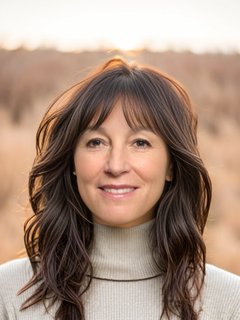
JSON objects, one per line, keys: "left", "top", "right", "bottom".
{"left": 166, "top": 163, "right": 173, "bottom": 182}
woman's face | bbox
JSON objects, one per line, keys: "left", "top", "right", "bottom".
{"left": 74, "top": 103, "right": 172, "bottom": 228}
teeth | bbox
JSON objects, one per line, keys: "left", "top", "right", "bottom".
{"left": 103, "top": 188, "right": 134, "bottom": 194}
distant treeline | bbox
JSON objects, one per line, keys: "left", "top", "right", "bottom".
{"left": 0, "top": 48, "right": 239, "bottom": 130}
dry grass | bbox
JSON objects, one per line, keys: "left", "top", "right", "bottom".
{"left": 0, "top": 48, "right": 239, "bottom": 274}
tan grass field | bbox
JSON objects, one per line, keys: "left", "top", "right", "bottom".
{"left": 0, "top": 48, "right": 239, "bottom": 274}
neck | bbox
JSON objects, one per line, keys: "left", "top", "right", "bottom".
{"left": 90, "top": 219, "right": 160, "bottom": 281}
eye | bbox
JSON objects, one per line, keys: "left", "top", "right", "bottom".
{"left": 86, "top": 138, "right": 105, "bottom": 148}
{"left": 133, "top": 139, "right": 151, "bottom": 148}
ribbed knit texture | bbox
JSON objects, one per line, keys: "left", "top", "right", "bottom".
{"left": 90, "top": 219, "right": 160, "bottom": 280}
{"left": 0, "top": 219, "right": 240, "bottom": 319}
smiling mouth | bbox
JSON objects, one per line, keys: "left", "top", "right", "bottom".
{"left": 98, "top": 185, "right": 137, "bottom": 196}
{"left": 101, "top": 187, "right": 135, "bottom": 194}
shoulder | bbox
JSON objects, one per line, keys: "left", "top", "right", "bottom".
{"left": 0, "top": 257, "right": 32, "bottom": 271}
{"left": 203, "top": 264, "right": 240, "bottom": 319}
{"left": 0, "top": 258, "right": 56, "bottom": 319}
{"left": 205, "top": 263, "right": 240, "bottom": 290}
{"left": 0, "top": 257, "right": 33, "bottom": 277}
{"left": 0, "top": 258, "right": 33, "bottom": 294}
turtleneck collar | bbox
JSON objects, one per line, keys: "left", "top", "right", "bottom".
{"left": 90, "top": 219, "right": 160, "bottom": 281}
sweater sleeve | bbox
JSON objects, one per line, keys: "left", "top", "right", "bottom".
{"left": 231, "top": 298, "right": 240, "bottom": 320}
{"left": 0, "top": 258, "right": 33, "bottom": 320}
{"left": 204, "top": 264, "right": 240, "bottom": 319}
{"left": 0, "top": 258, "right": 56, "bottom": 320}
{"left": 0, "top": 291, "right": 8, "bottom": 320}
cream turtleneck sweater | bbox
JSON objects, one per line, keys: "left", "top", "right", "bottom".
{"left": 0, "top": 219, "right": 240, "bottom": 319}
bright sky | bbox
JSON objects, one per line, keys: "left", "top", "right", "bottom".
{"left": 0, "top": 0, "right": 239, "bottom": 52}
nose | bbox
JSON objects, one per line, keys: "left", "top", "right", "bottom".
{"left": 104, "top": 146, "right": 130, "bottom": 176}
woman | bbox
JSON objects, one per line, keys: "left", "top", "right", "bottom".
{"left": 0, "top": 58, "right": 239, "bottom": 320}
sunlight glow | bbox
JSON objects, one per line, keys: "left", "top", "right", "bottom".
{"left": 110, "top": 37, "right": 144, "bottom": 52}
{"left": 0, "top": 0, "right": 240, "bottom": 53}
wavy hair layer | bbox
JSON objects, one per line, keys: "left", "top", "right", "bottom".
{"left": 19, "top": 58, "right": 212, "bottom": 319}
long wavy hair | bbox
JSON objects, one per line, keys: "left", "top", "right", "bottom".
{"left": 19, "top": 57, "right": 212, "bottom": 319}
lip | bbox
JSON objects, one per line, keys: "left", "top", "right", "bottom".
{"left": 98, "top": 184, "right": 138, "bottom": 199}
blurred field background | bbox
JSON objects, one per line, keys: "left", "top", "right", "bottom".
{"left": 0, "top": 48, "right": 239, "bottom": 275}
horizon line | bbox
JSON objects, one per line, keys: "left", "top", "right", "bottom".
{"left": 0, "top": 44, "right": 239, "bottom": 56}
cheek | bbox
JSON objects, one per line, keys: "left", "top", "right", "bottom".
{"left": 74, "top": 152, "right": 104, "bottom": 184}
{"left": 132, "top": 153, "right": 170, "bottom": 183}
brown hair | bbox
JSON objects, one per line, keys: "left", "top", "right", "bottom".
{"left": 19, "top": 58, "right": 212, "bottom": 319}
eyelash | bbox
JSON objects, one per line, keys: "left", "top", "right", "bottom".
{"left": 86, "top": 138, "right": 151, "bottom": 148}
{"left": 133, "top": 139, "right": 151, "bottom": 148}
{"left": 86, "top": 138, "right": 105, "bottom": 148}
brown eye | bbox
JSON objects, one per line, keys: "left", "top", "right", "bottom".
{"left": 87, "top": 139, "right": 103, "bottom": 148}
{"left": 134, "top": 139, "right": 151, "bottom": 148}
